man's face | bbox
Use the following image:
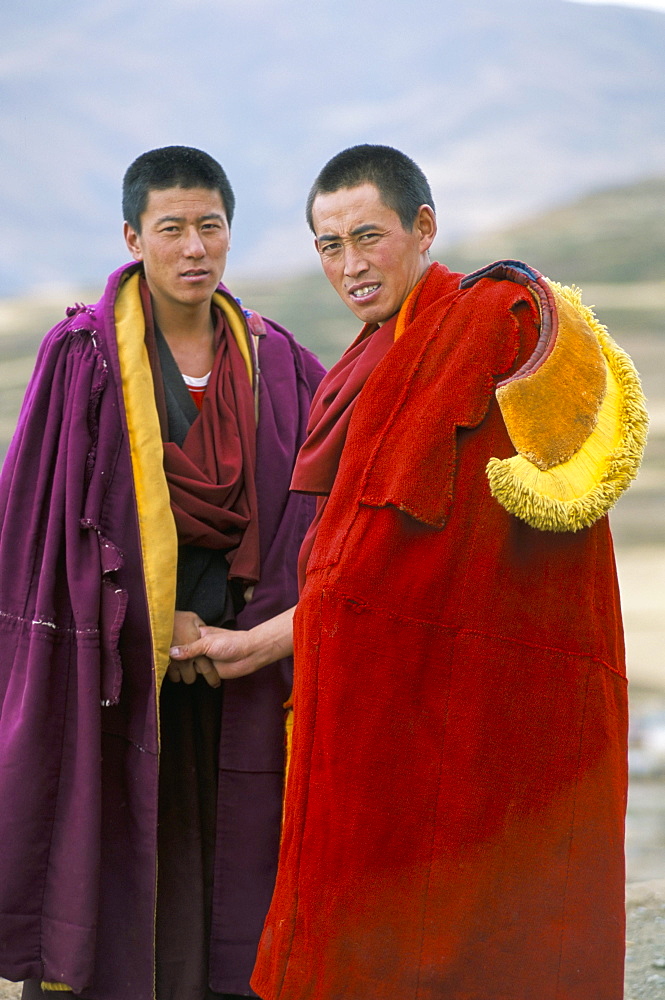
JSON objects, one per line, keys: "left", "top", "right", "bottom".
{"left": 124, "top": 186, "right": 230, "bottom": 315}
{"left": 311, "top": 182, "right": 437, "bottom": 325}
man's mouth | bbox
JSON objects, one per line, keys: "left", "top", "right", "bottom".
{"left": 350, "top": 283, "right": 380, "bottom": 300}
{"left": 182, "top": 269, "right": 208, "bottom": 277}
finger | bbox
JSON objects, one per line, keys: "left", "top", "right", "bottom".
{"left": 178, "top": 660, "right": 198, "bottom": 685}
{"left": 195, "top": 657, "right": 221, "bottom": 688}
{"left": 166, "top": 661, "right": 183, "bottom": 683}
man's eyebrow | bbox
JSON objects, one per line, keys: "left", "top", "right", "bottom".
{"left": 155, "top": 212, "right": 225, "bottom": 224}
{"left": 317, "top": 223, "right": 381, "bottom": 242}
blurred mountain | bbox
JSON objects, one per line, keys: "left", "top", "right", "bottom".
{"left": 1, "top": 0, "right": 665, "bottom": 295}
{"left": 442, "top": 173, "right": 665, "bottom": 284}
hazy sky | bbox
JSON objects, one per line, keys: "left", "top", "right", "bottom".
{"left": 571, "top": 0, "right": 665, "bottom": 9}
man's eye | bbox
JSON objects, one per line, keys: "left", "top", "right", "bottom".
{"left": 358, "top": 232, "right": 380, "bottom": 242}
{"left": 202, "top": 223, "right": 221, "bottom": 231}
{"left": 320, "top": 243, "right": 341, "bottom": 256}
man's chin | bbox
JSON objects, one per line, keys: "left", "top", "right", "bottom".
{"left": 345, "top": 300, "right": 394, "bottom": 326}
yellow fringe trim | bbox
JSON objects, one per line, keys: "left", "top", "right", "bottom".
{"left": 41, "top": 984, "right": 72, "bottom": 992}
{"left": 487, "top": 282, "right": 649, "bottom": 532}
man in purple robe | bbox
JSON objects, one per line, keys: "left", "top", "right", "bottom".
{"left": 0, "top": 146, "right": 324, "bottom": 1000}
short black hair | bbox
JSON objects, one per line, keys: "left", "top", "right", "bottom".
{"left": 122, "top": 145, "right": 235, "bottom": 232}
{"left": 306, "top": 144, "right": 435, "bottom": 233}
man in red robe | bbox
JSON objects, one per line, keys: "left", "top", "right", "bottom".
{"left": 171, "top": 145, "right": 647, "bottom": 1000}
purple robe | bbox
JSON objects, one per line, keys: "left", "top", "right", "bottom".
{"left": 0, "top": 262, "right": 324, "bottom": 1000}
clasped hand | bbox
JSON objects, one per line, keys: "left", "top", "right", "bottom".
{"left": 170, "top": 624, "right": 265, "bottom": 680}
{"left": 169, "top": 605, "right": 296, "bottom": 680}
{"left": 168, "top": 610, "right": 221, "bottom": 688}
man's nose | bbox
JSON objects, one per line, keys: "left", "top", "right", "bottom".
{"left": 183, "top": 229, "right": 206, "bottom": 257}
{"left": 343, "top": 244, "right": 369, "bottom": 277}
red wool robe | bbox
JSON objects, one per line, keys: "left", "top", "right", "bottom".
{"left": 251, "top": 263, "right": 627, "bottom": 1000}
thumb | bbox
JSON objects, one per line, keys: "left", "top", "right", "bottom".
{"left": 169, "top": 640, "right": 202, "bottom": 659}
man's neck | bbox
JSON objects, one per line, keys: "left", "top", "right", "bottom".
{"left": 153, "top": 299, "right": 216, "bottom": 378}
{"left": 153, "top": 298, "right": 214, "bottom": 341}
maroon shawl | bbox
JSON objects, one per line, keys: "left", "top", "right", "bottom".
{"left": 141, "top": 280, "right": 260, "bottom": 582}
{"left": 291, "top": 312, "right": 398, "bottom": 588}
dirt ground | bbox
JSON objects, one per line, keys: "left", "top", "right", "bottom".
{"left": 623, "top": 684, "right": 665, "bottom": 999}
{"left": 625, "top": 879, "right": 665, "bottom": 1000}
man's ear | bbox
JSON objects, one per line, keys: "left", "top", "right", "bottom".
{"left": 124, "top": 221, "right": 143, "bottom": 261}
{"left": 415, "top": 205, "right": 437, "bottom": 254}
